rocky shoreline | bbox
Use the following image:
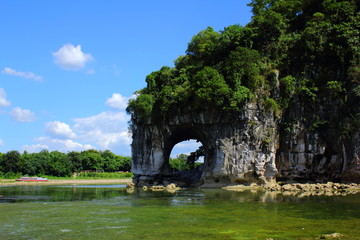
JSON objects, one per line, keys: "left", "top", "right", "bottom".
{"left": 223, "top": 182, "right": 360, "bottom": 197}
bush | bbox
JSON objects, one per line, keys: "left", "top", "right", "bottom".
{"left": 0, "top": 172, "right": 22, "bottom": 179}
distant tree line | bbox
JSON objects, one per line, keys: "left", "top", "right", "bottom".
{"left": 0, "top": 149, "right": 131, "bottom": 177}
{"left": 0, "top": 149, "right": 200, "bottom": 178}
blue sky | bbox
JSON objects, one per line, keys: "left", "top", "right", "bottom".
{"left": 0, "top": 0, "right": 252, "bottom": 156}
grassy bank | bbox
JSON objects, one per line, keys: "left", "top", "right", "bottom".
{"left": 0, "top": 171, "right": 133, "bottom": 180}
{"left": 0, "top": 177, "right": 133, "bottom": 186}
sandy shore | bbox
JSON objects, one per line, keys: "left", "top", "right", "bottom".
{"left": 0, "top": 178, "right": 132, "bottom": 186}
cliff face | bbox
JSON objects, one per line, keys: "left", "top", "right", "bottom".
{"left": 131, "top": 97, "right": 360, "bottom": 186}
{"left": 276, "top": 95, "right": 360, "bottom": 183}
{"left": 131, "top": 103, "right": 278, "bottom": 187}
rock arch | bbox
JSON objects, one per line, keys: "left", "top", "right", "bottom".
{"left": 130, "top": 105, "right": 278, "bottom": 187}
{"left": 163, "top": 125, "right": 207, "bottom": 164}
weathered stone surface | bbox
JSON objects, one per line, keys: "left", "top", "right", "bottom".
{"left": 130, "top": 96, "right": 360, "bottom": 186}
{"left": 131, "top": 103, "right": 278, "bottom": 187}
{"left": 276, "top": 96, "right": 360, "bottom": 183}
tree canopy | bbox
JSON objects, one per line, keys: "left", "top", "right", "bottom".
{"left": 127, "top": 0, "right": 359, "bottom": 128}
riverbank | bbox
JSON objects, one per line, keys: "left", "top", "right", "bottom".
{"left": 0, "top": 178, "right": 132, "bottom": 186}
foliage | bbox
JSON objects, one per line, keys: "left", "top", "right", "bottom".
{"left": 193, "top": 67, "right": 231, "bottom": 107}
{"left": 169, "top": 154, "right": 190, "bottom": 171}
{"left": 127, "top": 93, "right": 155, "bottom": 119}
{"left": 127, "top": 0, "right": 359, "bottom": 128}
{"left": 169, "top": 154, "right": 203, "bottom": 171}
{"left": 279, "top": 75, "right": 296, "bottom": 107}
{"left": 2, "top": 150, "right": 21, "bottom": 174}
{"left": 48, "top": 151, "right": 72, "bottom": 177}
{"left": 0, "top": 172, "right": 22, "bottom": 179}
{"left": 264, "top": 97, "right": 281, "bottom": 117}
{"left": 0, "top": 149, "right": 133, "bottom": 178}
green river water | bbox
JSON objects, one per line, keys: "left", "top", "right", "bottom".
{"left": 0, "top": 185, "right": 359, "bottom": 240}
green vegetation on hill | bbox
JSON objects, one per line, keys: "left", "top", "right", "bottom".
{"left": 127, "top": 0, "right": 359, "bottom": 130}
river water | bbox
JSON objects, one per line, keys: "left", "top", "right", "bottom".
{"left": 0, "top": 185, "right": 359, "bottom": 240}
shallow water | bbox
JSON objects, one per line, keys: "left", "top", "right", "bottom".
{"left": 0, "top": 185, "right": 359, "bottom": 240}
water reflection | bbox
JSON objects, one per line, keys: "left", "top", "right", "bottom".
{"left": 2, "top": 184, "right": 359, "bottom": 207}
{"left": 1, "top": 185, "right": 360, "bottom": 240}
{"left": 0, "top": 185, "right": 129, "bottom": 203}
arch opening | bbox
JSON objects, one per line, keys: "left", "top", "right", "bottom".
{"left": 170, "top": 139, "right": 204, "bottom": 171}
{"left": 163, "top": 127, "right": 208, "bottom": 187}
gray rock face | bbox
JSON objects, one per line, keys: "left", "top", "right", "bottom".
{"left": 276, "top": 97, "right": 360, "bottom": 183}
{"left": 131, "top": 103, "right": 278, "bottom": 187}
{"left": 130, "top": 99, "right": 360, "bottom": 186}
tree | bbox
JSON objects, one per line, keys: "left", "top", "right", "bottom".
{"left": 18, "top": 151, "right": 37, "bottom": 175}
{"left": 48, "top": 151, "right": 72, "bottom": 177}
{"left": 2, "top": 150, "right": 21, "bottom": 173}
{"left": 186, "top": 27, "right": 221, "bottom": 66}
{"left": 102, "top": 150, "right": 121, "bottom": 172}
{"left": 169, "top": 154, "right": 190, "bottom": 171}
{"left": 193, "top": 67, "right": 231, "bottom": 108}
{"left": 32, "top": 150, "right": 51, "bottom": 175}
{"left": 117, "top": 156, "right": 131, "bottom": 172}
{"left": 126, "top": 93, "right": 155, "bottom": 120}
{"left": 224, "top": 47, "right": 263, "bottom": 91}
{"left": 0, "top": 152, "right": 4, "bottom": 173}
{"left": 68, "top": 151, "right": 83, "bottom": 172}
{"left": 80, "top": 149, "right": 104, "bottom": 172}
{"left": 218, "top": 24, "right": 254, "bottom": 54}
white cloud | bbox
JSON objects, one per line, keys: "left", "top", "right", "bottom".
{"left": 22, "top": 144, "right": 49, "bottom": 153}
{"left": 0, "top": 88, "right": 11, "bottom": 107}
{"left": 78, "top": 129, "right": 131, "bottom": 150}
{"left": 18, "top": 94, "right": 134, "bottom": 155}
{"left": 53, "top": 43, "right": 94, "bottom": 70}
{"left": 73, "top": 111, "right": 131, "bottom": 151}
{"left": 105, "top": 93, "right": 133, "bottom": 110}
{"left": 1, "top": 67, "right": 43, "bottom": 81}
{"left": 24, "top": 137, "right": 93, "bottom": 153}
{"left": 73, "top": 111, "right": 129, "bottom": 132}
{"left": 10, "top": 107, "right": 36, "bottom": 122}
{"left": 45, "top": 121, "right": 77, "bottom": 139}
{"left": 0, "top": 139, "right": 4, "bottom": 146}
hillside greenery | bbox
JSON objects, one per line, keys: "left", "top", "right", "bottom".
{"left": 127, "top": 0, "right": 359, "bottom": 129}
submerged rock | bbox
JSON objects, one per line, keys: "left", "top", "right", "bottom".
{"left": 318, "top": 233, "right": 343, "bottom": 239}
{"left": 224, "top": 182, "right": 360, "bottom": 197}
